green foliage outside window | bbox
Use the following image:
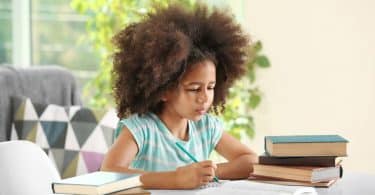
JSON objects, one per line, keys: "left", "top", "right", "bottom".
{"left": 71, "top": 0, "right": 270, "bottom": 139}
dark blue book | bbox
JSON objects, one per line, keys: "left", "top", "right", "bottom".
{"left": 52, "top": 171, "right": 142, "bottom": 194}
{"left": 264, "top": 135, "right": 348, "bottom": 157}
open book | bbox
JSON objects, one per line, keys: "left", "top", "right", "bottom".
{"left": 149, "top": 180, "right": 317, "bottom": 195}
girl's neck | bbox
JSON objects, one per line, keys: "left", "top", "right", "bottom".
{"left": 157, "top": 111, "right": 189, "bottom": 141}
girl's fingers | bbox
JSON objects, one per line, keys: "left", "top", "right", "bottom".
{"left": 199, "top": 160, "right": 217, "bottom": 169}
{"left": 201, "top": 175, "right": 213, "bottom": 182}
{"left": 200, "top": 166, "right": 216, "bottom": 177}
{"left": 201, "top": 180, "right": 209, "bottom": 186}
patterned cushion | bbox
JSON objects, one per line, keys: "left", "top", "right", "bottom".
{"left": 10, "top": 97, "right": 118, "bottom": 178}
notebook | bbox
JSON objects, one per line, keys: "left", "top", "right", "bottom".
{"left": 197, "top": 180, "right": 317, "bottom": 195}
{"left": 149, "top": 180, "right": 317, "bottom": 195}
{"left": 199, "top": 181, "right": 222, "bottom": 189}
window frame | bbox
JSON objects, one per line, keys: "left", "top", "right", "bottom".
{"left": 12, "top": 0, "right": 31, "bottom": 67}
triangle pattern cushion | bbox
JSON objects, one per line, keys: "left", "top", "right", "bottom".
{"left": 71, "top": 108, "right": 98, "bottom": 123}
{"left": 62, "top": 152, "right": 80, "bottom": 178}
{"left": 64, "top": 124, "right": 80, "bottom": 150}
{"left": 70, "top": 121, "right": 97, "bottom": 147}
{"left": 36, "top": 122, "right": 50, "bottom": 148}
{"left": 10, "top": 124, "right": 18, "bottom": 140}
{"left": 10, "top": 96, "right": 119, "bottom": 178}
{"left": 67, "top": 106, "right": 81, "bottom": 120}
{"left": 81, "top": 151, "right": 105, "bottom": 173}
{"left": 81, "top": 126, "right": 108, "bottom": 153}
{"left": 40, "top": 104, "right": 69, "bottom": 121}
{"left": 61, "top": 150, "right": 80, "bottom": 178}
{"left": 50, "top": 148, "right": 65, "bottom": 174}
{"left": 40, "top": 121, "right": 68, "bottom": 148}
{"left": 76, "top": 152, "right": 88, "bottom": 176}
{"left": 13, "top": 120, "right": 38, "bottom": 141}
{"left": 101, "top": 125, "right": 116, "bottom": 148}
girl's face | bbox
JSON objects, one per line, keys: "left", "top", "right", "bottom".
{"left": 162, "top": 60, "right": 216, "bottom": 121}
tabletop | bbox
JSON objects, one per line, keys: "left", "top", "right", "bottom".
{"left": 148, "top": 172, "right": 375, "bottom": 195}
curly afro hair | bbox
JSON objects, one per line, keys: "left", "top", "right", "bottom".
{"left": 112, "top": 4, "right": 250, "bottom": 118}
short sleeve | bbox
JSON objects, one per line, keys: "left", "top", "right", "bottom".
{"left": 208, "top": 115, "right": 224, "bottom": 152}
{"left": 116, "top": 115, "right": 145, "bottom": 155}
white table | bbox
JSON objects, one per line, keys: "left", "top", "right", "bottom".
{"left": 149, "top": 172, "right": 375, "bottom": 195}
{"left": 316, "top": 172, "right": 375, "bottom": 195}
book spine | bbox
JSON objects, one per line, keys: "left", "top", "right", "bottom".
{"left": 339, "top": 166, "right": 343, "bottom": 178}
{"left": 264, "top": 136, "right": 268, "bottom": 155}
{"left": 51, "top": 183, "right": 55, "bottom": 193}
{"left": 259, "top": 156, "right": 336, "bottom": 167}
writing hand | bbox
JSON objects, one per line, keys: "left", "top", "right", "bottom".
{"left": 174, "top": 160, "right": 217, "bottom": 189}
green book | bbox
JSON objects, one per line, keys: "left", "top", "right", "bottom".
{"left": 264, "top": 135, "right": 348, "bottom": 157}
{"left": 52, "top": 171, "right": 142, "bottom": 195}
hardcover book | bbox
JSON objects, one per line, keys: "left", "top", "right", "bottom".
{"left": 108, "top": 187, "right": 150, "bottom": 195}
{"left": 265, "top": 135, "right": 348, "bottom": 157}
{"left": 252, "top": 164, "right": 343, "bottom": 183}
{"left": 52, "top": 171, "right": 142, "bottom": 195}
{"left": 248, "top": 175, "right": 338, "bottom": 188}
{"left": 259, "top": 153, "right": 339, "bottom": 167}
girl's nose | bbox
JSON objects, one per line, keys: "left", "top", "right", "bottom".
{"left": 197, "top": 90, "right": 208, "bottom": 103}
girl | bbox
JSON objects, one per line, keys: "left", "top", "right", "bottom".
{"left": 102, "top": 4, "right": 258, "bottom": 189}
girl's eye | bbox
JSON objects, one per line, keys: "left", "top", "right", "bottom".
{"left": 186, "top": 86, "right": 215, "bottom": 91}
{"left": 187, "top": 88, "right": 200, "bottom": 92}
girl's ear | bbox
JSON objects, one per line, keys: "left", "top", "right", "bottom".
{"left": 161, "top": 87, "right": 177, "bottom": 102}
{"left": 161, "top": 91, "right": 170, "bottom": 102}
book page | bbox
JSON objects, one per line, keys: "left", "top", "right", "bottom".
{"left": 197, "top": 180, "right": 317, "bottom": 195}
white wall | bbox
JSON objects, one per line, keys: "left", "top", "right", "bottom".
{"left": 243, "top": 0, "right": 375, "bottom": 174}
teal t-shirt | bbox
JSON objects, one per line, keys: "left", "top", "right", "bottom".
{"left": 115, "top": 113, "right": 224, "bottom": 172}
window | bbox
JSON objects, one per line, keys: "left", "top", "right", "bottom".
{"left": 31, "top": 0, "right": 99, "bottom": 89}
{"left": 1, "top": 0, "right": 245, "bottom": 96}
{"left": 0, "top": 0, "right": 12, "bottom": 65}
{"left": 31, "top": 0, "right": 99, "bottom": 70}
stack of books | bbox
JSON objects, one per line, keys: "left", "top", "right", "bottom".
{"left": 249, "top": 134, "right": 348, "bottom": 187}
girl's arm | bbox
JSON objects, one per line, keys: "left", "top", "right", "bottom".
{"left": 215, "top": 132, "right": 258, "bottom": 179}
{"left": 101, "top": 127, "right": 142, "bottom": 173}
{"left": 101, "top": 127, "right": 216, "bottom": 189}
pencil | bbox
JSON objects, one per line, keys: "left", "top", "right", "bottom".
{"left": 175, "top": 142, "right": 220, "bottom": 182}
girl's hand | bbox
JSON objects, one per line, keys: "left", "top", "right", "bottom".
{"left": 174, "top": 160, "right": 217, "bottom": 189}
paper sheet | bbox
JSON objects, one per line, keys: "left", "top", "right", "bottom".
{"left": 149, "top": 180, "right": 317, "bottom": 195}
{"left": 197, "top": 180, "right": 317, "bottom": 195}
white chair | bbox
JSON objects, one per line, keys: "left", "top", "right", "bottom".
{"left": 0, "top": 140, "right": 61, "bottom": 195}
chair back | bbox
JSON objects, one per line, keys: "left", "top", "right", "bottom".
{"left": 0, "top": 140, "right": 61, "bottom": 195}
